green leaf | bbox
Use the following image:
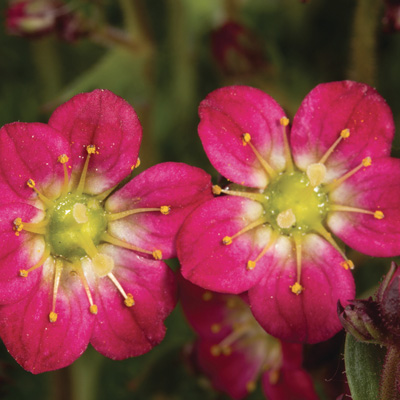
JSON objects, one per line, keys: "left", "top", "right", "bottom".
{"left": 344, "top": 333, "right": 386, "bottom": 400}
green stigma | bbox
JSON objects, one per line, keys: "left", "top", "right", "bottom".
{"left": 263, "top": 171, "right": 329, "bottom": 234}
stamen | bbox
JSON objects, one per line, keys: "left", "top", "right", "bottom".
{"left": 26, "top": 179, "right": 53, "bottom": 207}
{"left": 107, "top": 272, "right": 135, "bottom": 307}
{"left": 49, "top": 258, "right": 63, "bottom": 323}
{"left": 131, "top": 157, "right": 140, "bottom": 170}
{"left": 73, "top": 203, "right": 88, "bottom": 223}
{"left": 212, "top": 185, "right": 222, "bottom": 195}
{"left": 76, "top": 145, "right": 96, "bottom": 195}
{"left": 210, "top": 324, "right": 249, "bottom": 356}
{"left": 247, "top": 231, "right": 278, "bottom": 270}
{"left": 290, "top": 234, "right": 304, "bottom": 295}
{"left": 313, "top": 224, "right": 354, "bottom": 269}
{"left": 106, "top": 206, "right": 171, "bottom": 222}
{"left": 241, "top": 133, "right": 277, "bottom": 179}
{"left": 101, "top": 232, "right": 163, "bottom": 260}
{"left": 13, "top": 217, "right": 48, "bottom": 236}
{"left": 94, "top": 184, "right": 118, "bottom": 201}
{"left": 58, "top": 154, "right": 70, "bottom": 196}
{"left": 221, "top": 216, "right": 269, "bottom": 246}
{"left": 318, "top": 129, "right": 350, "bottom": 165}
{"left": 324, "top": 157, "right": 371, "bottom": 192}
{"left": 280, "top": 117, "right": 294, "bottom": 173}
{"left": 73, "top": 261, "right": 98, "bottom": 314}
{"left": 217, "top": 187, "right": 266, "bottom": 203}
{"left": 276, "top": 208, "right": 296, "bottom": 229}
{"left": 330, "top": 204, "right": 384, "bottom": 219}
{"left": 306, "top": 163, "right": 327, "bottom": 187}
{"left": 19, "top": 246, "right": 51, "bottom": 277}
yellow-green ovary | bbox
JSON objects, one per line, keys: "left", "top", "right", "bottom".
{"left": 263, "top": 171, "right": 329, "bottom": 234}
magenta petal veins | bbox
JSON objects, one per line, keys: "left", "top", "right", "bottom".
{"left": 179, "top": 81, "right": 400, "bottom": 343}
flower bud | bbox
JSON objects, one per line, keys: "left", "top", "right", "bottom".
{"left": 338, "top": 300, "right": 384, "bottom": 343}
{"left": 382, "top": 0, "right": 400, "bottom": 32}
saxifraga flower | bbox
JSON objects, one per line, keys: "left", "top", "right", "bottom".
{"left": 0, "top": 89, "right": 213, "bottom": 373}
{"left": 178, "top": 81, "right": 400, "bottom": 343}
{"left": 179, "top": 275, "right": 319, "bottom": 400}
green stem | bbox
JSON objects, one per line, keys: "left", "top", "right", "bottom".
{"left": 70, "top": 347, "right": 105, "bottom": 400}
{"left": 379, "top": 346, "right": 400, "bottom": 400}
{"left": 347, "top": 0, "right": 382, "bottom": 85}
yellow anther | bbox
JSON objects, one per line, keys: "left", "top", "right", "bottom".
{"left": 152, "top": 249, "right": 163, "bottom": 260}
{"left": 374, "top": 210, "right": 384, "bottom": 219}
{"left": 57, "top": 154, "right": 69, "bottom": 164}
{"left": 246, "top": 381, "right": 257, "bottom": 393}
{"left": 269, "top": 369, "right": 280, "bottom": 385}
{"left": 222, "top": 236, "right": 232, "bottom": 245}
{"left": 280, "top": 116, "right": 289, "bottom": 126}
{"left": 13, "top": 218, "right": 23, "bottom": 232}
{"left": 290, "top": 282, "right": 304, "bottom": 295}
{"left": 242, "top": 132, "right": 251, "bottom": 145}
{"left": 247, "top": 260, "right": 256, "bottom": 270}
{"left": 49, "top": 311, "right": 58, "bottom": 323}
{"left": 202, "top": 291, "right": 213, "bottom": 301}
{"left": 135, "top": 157, "right": 141, "bottom": 168}
{"left": 27, "top": 179, "right": 35, "bottom": 188}
{"left": 19, "top": 269, "right": 28, "bottom": 277}
{"left": 160, "top": 206, "right": 170, "bottom": 215}
{"left": 211, "top": 323, "right": 221, "bottom": 333}
{"left": 340, "top": 128, "right": 350, "bottom": 138}
{"left": 362, "top": 157, "right": 372, "bottom": 167}
{"left": 221, "top": 346, "right": 232, "bottom": 356}
{"left": 90, "top": 304, "right": 98, "bottom": 314}
{"left": 340, "top": 260, "right": 354, "bottom": 270}
{"left": 124, "top": 293, "right": 135, "bottom": 307}
{"left": 211, "top": 345, "right": 221, "bottom": 356}
{"left": 212, "top": 185, "right": 222, "bottom": 195}
{"left": 86, "top": 145, "right": 96, "bottom": 154}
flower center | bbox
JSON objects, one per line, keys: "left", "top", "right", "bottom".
{"left": 46, "top": 194, "right": 107, "bottom": 260}
{"left": 263, "top": 171, "right": 329, "bottom": 235}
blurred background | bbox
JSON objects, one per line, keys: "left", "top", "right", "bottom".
{"left": 1, "top": 0, "right": 400, "bottom": 399}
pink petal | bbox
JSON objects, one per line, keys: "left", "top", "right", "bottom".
{"left": 178, "top": 273, "right": 237, "bottom": 339}
{"left": 106, "top": 162, "right": 213, "bottom": 259}
{"left": 0, "top": 258, "right": 95, "bottom": 374}
{"left": 262, "top": 364, "right": 319, "bottom": 400}
{"left": 248, "top": 234, "right": 355, "bottom": 343}
{"left": 0, "top": 122, "right": 69, "bottom": 200}
{"left": 291, "top": 81, "right": 394, "bottom": 180}
{"left": 198, "top": 85, "right": 287, "bottom": 188}
{"left": 0, "top": 203, "right": 45, "bottom": 304}
{"left": 90, "top": 244, "right": 177, "bottom": 359}
{"left": 195, "top": 338, "right": 264, "bottom": 400}
{"left": 48, "top": 89, "right": 142, "bottom": 194}
{"left": 178, "top": 196, "right": 274, "bottom": 294}
{"left": 327, "top": 157, "right": 400, "bottom": 257}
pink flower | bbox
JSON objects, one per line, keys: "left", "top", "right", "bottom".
{"left": 179, "top": 275, "right": 319, "bottom": 400}
{"left": 0, "top": 89, "right": 213, "bottom": 373}
{"left": 178, "top": 81, "right": 400, "bottom": 343}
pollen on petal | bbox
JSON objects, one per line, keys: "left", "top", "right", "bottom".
{"left": 49, "top": 311, "right": 58, "bottom": 323}
{"left": 374, "top": 210, "right": 384, "bottom": 219}
{"left": 222, "top": 236, "right": 233, "bottom": 245}
{"left": 124, "top": 293, "right": 135, "bottom": 307}
{"left": 290, "top": 281, "right": 304, "bottom": 295}
{"left": 152, "top": 249, "right": 163, "bottom": 260}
